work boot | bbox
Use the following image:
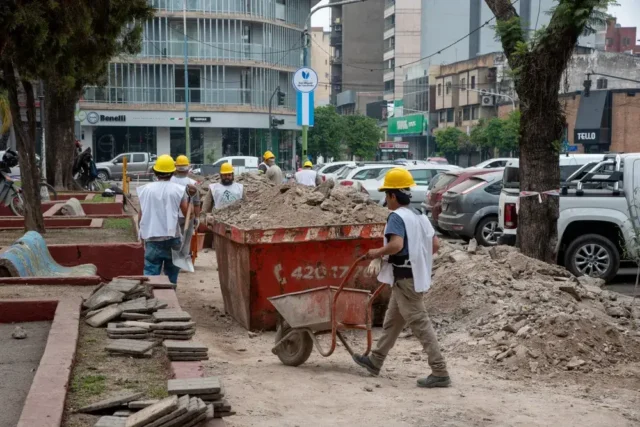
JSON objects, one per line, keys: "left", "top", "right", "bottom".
{"left": 417, "top": 375, "right": 451, "bottom": 388}
{"left": 352, "top": 354, "right": 380, "bottom": 376}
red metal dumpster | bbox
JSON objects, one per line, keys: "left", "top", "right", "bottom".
{"left": 212, "top": 221, "right": 389, "bottom": 331}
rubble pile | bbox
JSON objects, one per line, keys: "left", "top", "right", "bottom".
{"left": 210, "top": 177, "right": 389, "bottom": 229}
{"left": 428, "top": 241, "right": 640, "bottom": 375}
{"left": 194, "top": 172, "right": 274, "bottom": 199}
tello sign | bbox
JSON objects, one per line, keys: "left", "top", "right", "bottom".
{"left": 576, "top": 132, "right": 597, "bottom": 141}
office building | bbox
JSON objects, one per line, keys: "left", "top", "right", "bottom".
{"left": 77, "top": 0, "right": 313, "bottom": 168}
{"left": 310, "top": 26, "right": 332, "bottom": 106}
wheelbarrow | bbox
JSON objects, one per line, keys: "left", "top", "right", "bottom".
{"left": 268, "top": 256, "right": 386, "bottom": 366}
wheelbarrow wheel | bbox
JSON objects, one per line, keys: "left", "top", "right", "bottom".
{"left": 274, "top": 321, "right": 313, "bottom": 367}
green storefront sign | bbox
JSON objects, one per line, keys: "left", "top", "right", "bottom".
{"left": 388, "top": 114, "right": 426, "bottom": 136}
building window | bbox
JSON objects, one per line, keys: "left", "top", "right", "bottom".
{"left": 463, "top": 107, "right": 470, "bottom": 121}
{"left": 437, "top": 84, "right": 442, "bottom": 96}
{"left": 461, "top": 78, "right": 466, "bottom": 90}
{"left": 472, "top": 106, "right": 479, "bottom": 120}
{"left": 446, "top": 108, "right": 454, "bottom": 122}
{"left": 623, "top": 37, "right": 631, "bottom": 46}
{"left": 439, "top": 110, "right": 446, "bottom": 123}
{"left": 606, "top": 37, "right": 613, "bottom": 46}
{"left": 325, "top": 59, "right": 328, "bottom": 65}
{"left": 471, "top": 76, "right": 476, "bottom": 89}
{"left": 445, "top": 82, "right": 451, "bottom": 95}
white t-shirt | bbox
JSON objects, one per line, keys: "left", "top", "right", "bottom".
{"left": 295, "top": 169, "right": 317, "bottom": 186}
{"left": 210, "top": 182, "right": 244, "bottom": 209}
{"left": 170, "top": 175, "right": 198, "bottom": 219}
{"left": 138, "top": 181, "right": 186, "bottom": 240}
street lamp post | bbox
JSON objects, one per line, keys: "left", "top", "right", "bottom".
{"left": 301, "top": 0, "right": 367, "bottom": 161}
{"left": 183, "top": 0, "right": 190, "bottom": 159}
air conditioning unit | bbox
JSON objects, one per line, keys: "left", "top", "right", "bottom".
{"left": 481, "top": 95, "right": 494, "bottom": 106}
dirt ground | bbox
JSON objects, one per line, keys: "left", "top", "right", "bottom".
{"left": 176, "top": 251, "right": 640, "bottom": 427}
{"left": 0, "top": 227, "right": 137, "bottom": 246}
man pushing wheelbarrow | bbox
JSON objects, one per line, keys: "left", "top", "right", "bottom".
{"left": 269, "top": 168, "right": 450, "bottom": 389}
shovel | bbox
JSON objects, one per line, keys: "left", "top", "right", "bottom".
{"left": 171, "top": 201, "right": 195, "bottom": 273}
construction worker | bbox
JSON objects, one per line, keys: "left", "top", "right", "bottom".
{"left": 352, "top": 168, "right": 451, "bottom": 388}
{"left": 294, "top": 160, "right": 321, "bottom": 187}
{"left": 258, "top": 150, "right": 276, "bottom": 174}
{"left": 138, "top": 154, "right": 189, "bottom": 285}
{"left": 170, "top": 155, "right": 201, "bottom": 226}
{"left": 201, "top": 162, "right": 246, "bottom": 212}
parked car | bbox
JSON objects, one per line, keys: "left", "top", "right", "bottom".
{"left": 317, "top": 162, "right": 355, "bottom": 182}
{"left": 95, "top": 152, "right": 157, "bottom": 181}
{"left": 423, "top": 168, "right": 501, "bottom": 233}
{"left": 438, "top": 170, "right": 504, "bottom": 246}
{"left": 336, "top": 164, "right": 394, "bottom": 189}
{"left": 474, "top": 157, "right": 515, "bottom": 169}
{"left": 427, "top": 157, "right": 449, "bottom": 165}
{"left": 198, "top": 156, "right": 259, "bottom": 176}
{"left": 498, "top": 154, "right": 606, "bottom": 246}
{"left": 362, "top": 164, "right": 461, "bottom": 209}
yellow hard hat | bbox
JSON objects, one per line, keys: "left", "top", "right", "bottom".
{"left": 153, "top": 154, "right": 176, "bottom": 174}
{"left": 220, "top": 163, "right": 234, "bottom": 174}
{"left": 378, "top": 168, "right": 415, "bottom": 191}
{"left": 303, "top": 160, "right": 313, "bottom": 168}
{"left": 175, "top": 155, "right": 190, "bottom": 167}
{"left": 263, "top": 150, "right": 275, "bottom": 160}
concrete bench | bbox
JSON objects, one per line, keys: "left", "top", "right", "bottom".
{"left": 0, "top": 231, "right": 97, "bottom": 277}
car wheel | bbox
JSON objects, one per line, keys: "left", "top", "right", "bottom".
{"left": 475, "top": 216, "right": 503, "bottom": 246}
{"left": 564, "top": 234, "right": 619, "bottom": 282}
{"left": 96, "top": 170, "right": 109, "bottom": 181}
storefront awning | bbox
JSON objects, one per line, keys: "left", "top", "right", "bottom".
{"left": 574, "top": 91, "right": 609, "bottom": 145}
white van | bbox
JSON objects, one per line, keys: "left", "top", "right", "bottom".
{"left": 498, "top": 154, "right": 605, "bottom": 245}
{"left": 201, "top": 156, "right": 259, "bottom": 176}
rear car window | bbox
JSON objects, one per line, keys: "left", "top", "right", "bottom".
{"left": 431, "top": 173, "right": 458, "bottom": 192}
{"left": 338, "top": 166, "right": 356, "bottom": 179}
{"left": 323, "top": 164, "right": 345, "bottom": 174}
{"left": 484, "top": 181, "right": 503, "bottom": 195}
{"left": 451, "top": 177, "right": 487, "bottom": 193}
{"left": 503, "top": 166, "right": 519, "bottom": 188}
{"left": 410, "top": 169, "right": 432, "bottom": 186}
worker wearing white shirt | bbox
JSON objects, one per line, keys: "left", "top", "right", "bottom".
{"left": 201, "top": 162, "right": 246, "bottom": 212}
{"left": 170, "top": 155, "right": 201, "bottom": 227}
{"left": 352, "top": 168, "right": 450, "bottom": 388}
{"left": 294, "top": 160, "right": 321, "bottom": 187}
{"left": 138, "top": 154, "right": 188, "bottom": 284}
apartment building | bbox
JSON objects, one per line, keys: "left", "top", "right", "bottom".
{"left": 310, "top": 26, "right": 332, "bottom": 106}
{"left": 330, "top": 0, "right": 384, "bottom": 106}
{"left": 383, "top": 0, "right": 421, "bottom": 102}
{"left": 604, "top": 18, "right": 640, "bottom": 55}
{"left": 77, "top": 0, "right": 313, "bottom": 169}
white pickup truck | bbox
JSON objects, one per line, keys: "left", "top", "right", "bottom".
{"left": 498, "top": 153, "right": 640, "bottom": 282}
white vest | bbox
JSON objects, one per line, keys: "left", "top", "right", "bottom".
{"left": 210, "top": 182, "right": 243, "bottom": 209}
{"left": 295, "top": 169, "right": 317, "bottom": 187}
{"left": 170, "top": 176, "right": 196, "bottom": 218}
{"left": 138, "top": 181, "right": 185, "bottom": 240}
{"left": 377, "top": 207, "right": 435, "bottom": 292}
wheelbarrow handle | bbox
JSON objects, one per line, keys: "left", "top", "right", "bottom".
{"left": 331, "top": 254, "right": 367, "bottom": 308}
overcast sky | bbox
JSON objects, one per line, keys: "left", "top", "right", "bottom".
{"left": 311, "top": 0, "right": 640, "bottom": 30}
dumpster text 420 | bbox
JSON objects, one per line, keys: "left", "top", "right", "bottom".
{"left": 274, "top": 264, "right": 374, "bottom": 283}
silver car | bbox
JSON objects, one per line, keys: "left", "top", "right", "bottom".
{"left": 437, "top": 170, "right": 504, "bottom": 246}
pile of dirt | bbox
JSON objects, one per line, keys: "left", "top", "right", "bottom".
{"left": 193, "top": 172, "right": 273, "bottom": 199}
{"left": 209, "top": 175, "right": 389, "bottom": 229}
{"left": 427, "top": 241, "right": 640, "bottom": 375}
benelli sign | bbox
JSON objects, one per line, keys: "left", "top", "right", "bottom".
{"left": 574, "top": 129, "right": 600, "bottom": 144}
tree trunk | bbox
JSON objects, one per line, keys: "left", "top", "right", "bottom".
{"left": 515, "top": 60, "right": 563, "bottom": 263}
{"left": 2, "top": 62, "right": 45, "bottom": 233}
{"left": 45, "top": 85, "right": 77, "bottom": 189}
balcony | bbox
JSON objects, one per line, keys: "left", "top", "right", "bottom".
{"left": 384, "top": 4, "right": 395, "bottom": 19}
{"left": 383, "top": 26, "right": 395, "bottom": 40}
{"left": 330, "top": 56, "right": 342, "bottom": 65}
{"left": 329, "top": 34, "right": 342, "bottom": 47}
{"left": 332, "top": 75, "right": 343, "bottom": 84}
{"left": 383, "top": 49, "right": 395, "bottom": 61}
{"left": 384, "top": 70, "right": 395, "bottom": 81}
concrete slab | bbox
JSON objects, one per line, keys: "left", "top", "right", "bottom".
{"left": 78, "top": 391, "right": 144, "bottom": 413}
{"left": 121, "top": 313, "right": 153, "bottom": 320}
{"left": 0, "top": 321, "right": 51, "bottom": 427}
{"left": 168, "top": 377, "right": 221, "bottom": 395}
{"left": 210, "top": 400, "right": 231, "bottom": 412}
{"left": 125, "top": 395, "right": 178, "bottom": 427}
{"left": 113, "top": 410, "right": 133, "bottom": 417}
{"left": 83, "top": 287, "right": 125, "bottom": 311}
{"left": 167, "top": 351, "right": 209, "bottom": 356}
{"left": 152, "top": 333, "right": 194, "bottom": 341}
{"left": 153, "top": 329, "right": 195, "bottom": 336}
{"left": 122, "top": 321, "right": 153, "bottom": 329}
{"left": 95, "top": 416, "right": 127, "bottom": 427}
{"left": 153, "top": 310, "right": 191, "bottom": 322}
{"left": 157, "top": 397, "right": 200, "bottom": 427}
{"left": 145, "top": 395, "right": 190, "bottom": 427}
{"left": 163, "top": 341, "right": 208, "bottom": 351}
{"left": 105, "top": 339, "right": 155, "bottom": 355}
{"left": 106, "top": 280, "right": 142, "bottom": 294}
{"left": 151, "top": 322, "right": 196, "bottom": 331}
{"left": 86, "top": 305, "right": 123, "bottom": 328}
{"left": 129, "top": 400, "right": 159, "bottom": 409}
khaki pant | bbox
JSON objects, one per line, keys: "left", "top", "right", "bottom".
{"left": 370, "top": 279, "right": 448, "bottom": 377}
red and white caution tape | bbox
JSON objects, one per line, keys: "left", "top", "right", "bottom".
{"left": 516, "top": 189, "right": 560, "bottom": 213}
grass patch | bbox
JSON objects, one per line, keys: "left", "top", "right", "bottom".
{"left": 71, "top": 375, "right": 107, "bottom": 397}
{"left": 104, "top": 218, "right": 133, "bottom": 230}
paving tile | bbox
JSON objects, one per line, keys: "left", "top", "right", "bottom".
{"left": 153, "top": 310, "right": 192, "bottom": 322}
{"left": 78, "top": 392, "right": 144, "bottom": 414}
{"left": 84, "top": 287, "right": 125, "bottom": 310}
{"left": 163, "top": 341, "right": 208, "bottom": 351}
{"left": 153, "top": 328, "right": 195, "bottom": 336}
{"left": 86, "top": 305, "right": 123, "bottom": 328}
{"left": 153, "top": 334, "right": 193, "bottom": 341}
{"left": 166, "top": 351, "right": 208, "bottom": 356}
{"left": 106, "top": 279, "right": 142, "bottom": 294}
{"left": 157, "top": 397, "right": 200, "bottom": 427}
{"left": 112, "top": 410, "right": 133, "bottom": 417}
{"left": 183, "top": 412, "right": 207, "bottom": 427}
{"left": 95, "top": 416, "right": 127, "bottom": 427}
{"left": 122, "top": 321, "right": 154, "bottom": 329}
{"left": 121, "top": 313, "right": 153, "bottom": 320}
{"left": 145, "top": 395, "right": 190, "bottom": 427}
{"left": 210, "top": 400, "right": 231, "bottom": 412}
{"left": 167, "top": 378, "right": 221, "bottom": 395}
{"left": 151, "top": 322, "right": 196, "bottom": 331}
{"left": 128, "top": 400, "right": 159, "bottom": 409}
{"left": 125, "top": 395, "right": 178, "bottom": 427}
{"left": 105, "top": 339, "right": 155, "bottom": 355}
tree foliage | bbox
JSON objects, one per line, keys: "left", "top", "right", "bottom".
{"left": 308, "top": 106, "right": 344, "bottom": 160}
{"left": 485, "top": 0, "right": 614, "bottom": 262}
{"left": 342, "top": 115, "right": 382, "bottom": 160}
{"left": 435, "top": 127, "right": 470, "bottom": 160}
{"left": 469, "top": 111, "right": 521, "bottom": 155}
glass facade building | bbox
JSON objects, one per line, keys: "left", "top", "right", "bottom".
{"left": 78, "top": 0, "right": 310, "bottom": 169}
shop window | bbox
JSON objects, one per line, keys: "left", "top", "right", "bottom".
{"left": 471, "top": 76, "right": 476, "bottom": 89}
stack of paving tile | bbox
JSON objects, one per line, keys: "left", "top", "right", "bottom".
{"left": 162, "top": 340, "right": 208, "bottom": 361}
{"left": 119, "top": 297, "right": 168, "bottom": 321}
{"left": 151, "top": 321, "right": 196, "bottom": 341}
{"left": 168, "top": 377, "right": 235, "bottom": 418}
{"left": 107, "top": 323, "right": 151, "bottom": 340}
{"left": 122, "top": 395, "right": 210, "bottom": 427}
{"left": 105, "top": 339, "right": 156, "bottom": 358}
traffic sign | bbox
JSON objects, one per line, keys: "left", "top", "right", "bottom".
{"left": 566, "top": 145, "right": 578, "bottom": 152}
{"left": 292, "top": 68, "right": 318, "bottom": 93}
{"left": 293, "top": 67, "right": 317, "bottom": 127}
